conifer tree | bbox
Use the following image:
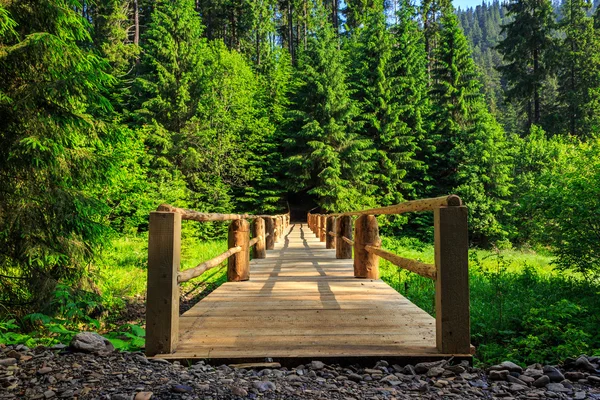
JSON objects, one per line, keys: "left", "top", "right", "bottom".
{"left": 348, "top": 3, "right": 418, "bottom": 206}
{"left": 497, "top": 0, "right": 556, "bottom": 130}
{"left": 132, "top": 0, "right": 207, "bottom": 207}
{"left": 0, "top": 0, "right": 125, "bottom": 305}
{"left": 283, "top": 7, "right": 375, "bottom": 212}
{"left": 431, "top": 11, "right": 512, "bottom": 242}
{"left": 557, "top": 0, "right": 600, "bottom": 137}
{"left": 390, "top": 0, "right": 431, "bottom": 198}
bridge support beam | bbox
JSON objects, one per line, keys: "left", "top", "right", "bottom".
{"left": 319, "top": 215, "right": 326, "bottom": 242}
{"left": 326, "top": 216, "right": 336, "bottom": 249}
{"left": 253, "top": 217, "right": 266, "bottom": 259}
{"left": 228, "top": 219, "right": 250, "bottom": 282}
{"left": 274, "top": 216, "right": 282, "bottom": 243}
{"left": 435, "top": 205, "right": 470, "bottom": 354}
{"left": 315, "top": 214, "right": 321, "bottom": 238}
{"left": 353, "top": 215, "right": 380, "bottom": 279}
{"left": 146, "top": 211, "right": 181, "bottom": 356}
{"left": 265, "top": 217, "right": 275, "bottom": 250}
{"left": 336, "top": 216, "right": 352, "bottom": 259}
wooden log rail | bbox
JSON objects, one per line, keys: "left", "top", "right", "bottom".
{"left": 146, "top": 207, "right": 289, "bottom": 356}
{"left": 307, "top": 195, "right": 470, "bottom": 355}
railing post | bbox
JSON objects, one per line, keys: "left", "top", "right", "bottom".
{"left": 265, "top": 217, "right": 275, "bottom": 250}
{"left": 228, "top": 219, "right": 250, "bottom": 282}
{"left": 353, "top": 215, "right": 380, "bottom": 279}
{"left": 336, "top": 216, "right": 352, "bottom": 259}
{"left": 253, "top": 217, "right": 266, "bottom": 259}
{"left": 319, "top": 215, "right": 326, "bottom": 242}
{"left": 146, "top": 211, "right": 181, "bottom": 356}
{"left": 434, "top": 205, "right": 470, "bottom": 354}
{"left": 315, "top": 214, "right": 321, "bottom": 238}
{"left": 274, "top": 216, "right": 282, "bottom": 243}
{"left": 326, "top": 216, "right": 335, "bottom": 249}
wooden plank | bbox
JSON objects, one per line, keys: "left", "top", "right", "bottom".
{"left": 365, "top": 245, "right": 436, "bottom": 280}
{"left": 152, "top": 222, "right": 471, "bottom": 362}
{"left": 146, "top": 212, "right": 181, "bottom": 356}
{"left": 435, "top": 206, "right": 471, "bottom": 354}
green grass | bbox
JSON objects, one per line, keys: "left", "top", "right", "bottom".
{"left": 379, "top": 236, "right": 600, "bottom": 366}
{"left": 93, "top": 233, "right": 600, "bottom": 365}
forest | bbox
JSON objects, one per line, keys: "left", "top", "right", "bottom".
{"left": 0, "top": 0, "right": 599, "bottom": 365}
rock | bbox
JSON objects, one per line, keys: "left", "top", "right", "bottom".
{"left": 252, "top": 381, "right": 276, "bottom": 391}
{"left": 533, "top": 375, "right": 550, "bottom": 388}
{"left": 574, "top": 391, "right": 587, "bottom": 400}
{"left": 380, "top": 374, "right": 398, "bottom": 382}
{"left": 508, "top": 383, "right": 528, "bottom": 392}
{"left": 0, "top": 358, "right": 17, "bottom": 366}
{"left": 545, "top": 383, "right": 570, "bottom": 393}
{"left": 444, "top": 365, "right": 466, "bottom": 374}
{"left": 434, "top": 379, "right": 449, "bottom": 388}
{"left": 490, "top": 362, "right": 523, "bottom": 374}
{"left": 469, "top": 379, "right": 488, "bottom": 389}
{"left": 43, "top": 390, "right": 56, "bottom": 398}
{"left": 364, "top": 368, "right": 382, "bottom": 375}
{"left": 524, "top": 368, "right": 544, "bottom": 378}
{"left": 375, "top": 360, "right": 389, "bottom": 368}
{"left": 171, "top": 384, "right": 193, "bottom": 394}
{"left": 286, "top": 374, "right": 304, "bottom": 382}
{"left": 489, "top": 370, "right": 509, "bottom": 381}
{"left": 427, "top": 367, "right": 445, "bottom": 377}
{"left": 348, "top": 373, "right": 363, "bottom": 382}
{"left": 231, "top": 386, "right": 247, "bottom": 396}
{"left": 134, "top": 392, "right": 153, "bottom": 400}
{"left": 543, "top": 366, "right": 565, "bottom": 382}
{"left": 588, "top": 375, "right": 600, "bottom": 384}
{"left": 310, "top": 361, "right": 325, "bottom": 370}
{"left": 403, "top": 364, "right": 416, "bottom": 375}
{"left": 414, "top": 360, "right": 446, "bottom": 374}
{"left": 565, "top": 371, "right": 586, "bottom": 380}
{"left": 37, "top": 367, "right": 53, "bottom": 374}
{"left": 575, "top": 356, "right": 596, "bottom": 372}
{"left": 70, "top": 332, "right": 115, "bottom": 355}
{"left": 111, "top": 395, "right": 130, "bottom": 400}
{"left": 507, "top": 375, "right": 528, "bottom": 386}
{"left": 518, "top": 375, "right": 535, "bottom": 383}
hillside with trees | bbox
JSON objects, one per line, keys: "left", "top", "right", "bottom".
{"left": 1, "top": 0, "right": 599, "bottom": 365}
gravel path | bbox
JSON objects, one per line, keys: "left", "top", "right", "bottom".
{"left": 1, "top": 342, "right": 599, "bottom": 399}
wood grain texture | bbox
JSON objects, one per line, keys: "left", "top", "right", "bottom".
{"left": 326, "top": 216, "right": 335, "bottom": 249}
{"left": 435, "top": 206, "right": 470, "bottom": 354}
{"left": 146, "top": 212, "right": 181, "bottom": 356}
{"left": 328, "top": 195, "right": 462, "bottom": 217}
{"left": 336, "top": 216, "right": 353, "bottom": 259}
{"left": 178, "top": 246, "right": 241, "bottom": 283}
{"left": 353, "top": 215, "right": 381, "bottom": 279}
{"left": 319, "top": 215, "right": 326, "bottom": 242}
{"left": 153, "top": 223, "right": 471, "bottom": 361}
{"left": 365, "top": 246, "right": 436, "bottom": 280}
{"left": 265, "top": 217, "right": 275, "bottom": 250}
{"left": 227, "top": 219, "right": 250, "bottom": 282}
{"left": 252, "top": 218, "right": 266, "bottom": 259}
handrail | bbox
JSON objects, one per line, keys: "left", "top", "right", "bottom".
{"left": 249, "top": 235, "right": 262, "bottom": 247}
{"left": 329, "top": 195, "right": 461, "bottom": 217}
{"left": 364, "top": 245, "right": 436, "bottom": 280}
{"left": 328, "top": 231, "right": 337, "bottom": 237}
{"left": 157, "top": 204, "right": 289, "bottom": 222}
{"left": 178, "top": 246, "right": 242, "bottom": 283}
{"left": 342, "top": 236, "right": 354, "bottom": 246}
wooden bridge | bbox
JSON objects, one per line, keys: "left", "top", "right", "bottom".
{"left": 145, "top": 197, "right": 472, "bottom": 364}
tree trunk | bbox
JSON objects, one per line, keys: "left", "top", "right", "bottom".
{"left": 133, "top": 0, "right": 140, "bottom": 46}
{"left": 533, "top": 47, "right": 540, "bottom": 124}
{"left": 288, "top": 0, "right": 294, "bottom": 64}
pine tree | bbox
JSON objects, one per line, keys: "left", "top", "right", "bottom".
{"left": 132, "top": 0, "right": 207, "bottom": 208}
{"left": 557, "top": 0, "right": 600, "bottom": 137}
{"left": 430, "top": 11, "right": 512, "bottom": 242}
{"left": 0, "top": 0, "right": 125, "bottom": 306}
{"left": 283, "top": 7, "right": 375, "bottom": 212}
{"left": 497, "top": 0, "right": 556, "bottom": 130}
{"left": 347, "top": 4, "right": 418, "bottom": 206}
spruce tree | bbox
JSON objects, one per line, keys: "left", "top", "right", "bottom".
{"left": 431, "top": 11, "right": 512, "bottom": 242}
{"left": 283, "top": 7, "right": 375, "bottom": 212}
{"left": 347, "top": 3, "right": 418, "bottom": 206}
{"left": 557, "top": 0, "right": 600, "bottom": 137}
{"left": 497, "top": 0, "right": 556, "bottom": 130}
{"left": 390, "top": 0, "right": 431, "bottom": 199}
{"left": 132, "top": 0, "right": 207, "bottom": 208}
{"left": 0, "top": 0, "right": 125, "bottom": 306}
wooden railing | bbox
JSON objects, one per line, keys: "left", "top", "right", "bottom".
{"left": 307, "top": 195, "right": 470, "bottom": 355}
{"left": 145, "top": 204, "right": 290, "bottom": 356}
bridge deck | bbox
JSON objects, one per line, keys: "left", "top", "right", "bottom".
{"left": 156, "top": 223, "right": 470, "bottom": 363}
